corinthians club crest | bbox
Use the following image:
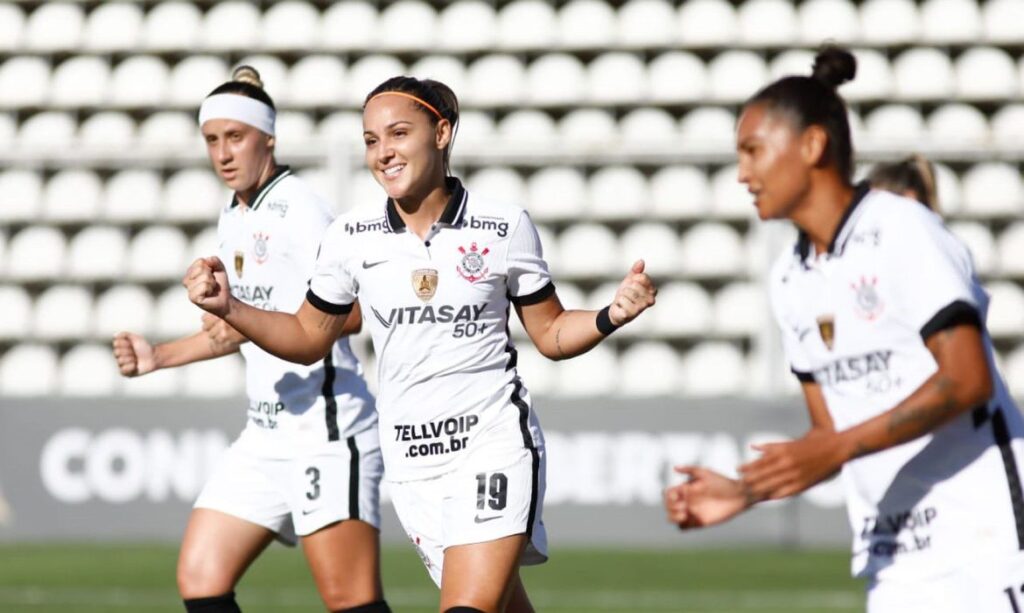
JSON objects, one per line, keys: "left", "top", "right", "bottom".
{"left": 412, "top": 268, "right": 439, "bottom": 302}
{"left": 253, "top": 232, "right": 270, "bottom": 264}
{"left": 851, "top": 275, "right": 885, "bottom": 321}
{"left": 817, "top": 314, "right": 836, "bottom": 351}
{"left": 456, "top": 242, "right": 490, "bottom": 283}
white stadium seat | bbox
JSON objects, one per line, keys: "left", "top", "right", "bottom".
{"left": 619, "top": 223, "right": 678, "bottom": 276}
{"left": 345, "top": 55, "right": 407, "bottom": 106}
{"left": 769, "top": 49, "right": 816, "bottom": 81}
{"left": 620, "top": 107, "right": 677, "bottom": 148}
{"left": 67, "top": 226, "right": 129, "bottom": 281}
{"left": 860, "top": 0, "right": 920, "bottom": 44}
{"left": 933, "top": 163, "right": 963, "bottom": 215}
{"left": 94, "top": 285, "right": 156, "bottom": 338}
{"left": 533, "top": 224, "right": 560, "bottom": 272}
{"left": 0, "top": 170, "right": 43, "bottom": 222}
{"left": 618, "top": 0, "right": 676, "bottom": 47}
{"left": 84, "top": 2, "right": 142, "bottom": 52}
{"left": 439, "top": 1, "right": 497, "bottom": 52}
{"left": 558, "top": 0, "right": 616, "bottom": 49}
{"left": 893, "top": 48, "right": 955, "bottom": 101}
{"left": 0, "top": 229, "right": 5, "bottom": 272}
{"left": 864, "top": 104, "right": 926, "bottom": 150}
{"left": 0, "top": 344, "right": 59, "bottom": 396}
{"left": 44, "top": 169, "right": 103, "bottom": 223}
{"left": 496, "top": 110, "right": 558, "bottom": 149}
{"left": 927, "top": 104, "right": 990, "bottom": 149}
{"left": 286, "top": 55, "right": 346, "bottom": 108}
{"left": 948, "top": 221, "right": 998, "bottom": 274}
{"left": 466, "top": 167, "right": 526, "bottom": 206}
{"left": 201, "top": 2, "right": 260, "bottom": 51}
{"left": 998, "top": 222, "right": 1024, "bottom": 276}
{"left": 170, "top": 56, "right": 229, "bottom": 107}
{"left": 162, "top": 169, "right": 224, "bottom": 222}
{"left": 235, "top": 55, "right": 288, "bottom": 96}
{"left": 679, "top": 223, "right": 746, "bottom": 278}
{"left": 708, "top": 51, "right": 769, "bottom": 103}
{"left": 955, "top": 47, "right": 1018, "bottom": 100}
{"left": 650, "top": 165, "right": 711, "bottom": 219}
{"left": 188, "top": 226, "right": 219, "bottom": 261}
{"left": 127, "top": 226, "right": 188, "bottom": 281}
{"left": 677, "top": 0, "right": 738, "bottom": 47}
{"left": 155, "top": 286, "right": 201, "bottom": 338}
{"left": 527, "top": 54, "right": 587, "bottom": 106}
{"left": 679, "top": 107, "right": 735, "bottom": 153}
{"left": 556, "top": 224, "right": 619, "bottom": 277}
{"left": 122, "top": 366, "right": 181, "bottom": 397}
{"left": 921, "top": 0, "right": 981, "bottom": 43}
{"left": 344, "top": 170, "right": 386, "bottom": 211}
{"left": 79, "top": 112, "right": 136, "bottom": 149}
{"left": 49, "top": 56, "right": 110, "bottom": 108}
{"left": 261, "top": 1, "right": 319, "bottom": 51}
{"left": 7, "top": 226, "right": 65, "bottom": 280}
{"left": 183, "top": 354, "right": 245, "bottom": 397}
{"left": 380, "top": 1, "right": 437, "bottom": 51}
{"left": 738, "top": 0, "right": 798, "bottom": 45}
{"left": 961, "top": 163, "right": 1024, "bottom": 217}
{"left": 110, "top": 56, "right": 170, "bottom": 107}
{"left": 991, "top": 104, "right": 1024, "bottom": 151}
{"left": 0, "top": 286, "right": 31, "bottom": 339}
{"left": 1006, "top": 345, "right": 1024, "bottom": 399}
{"left": 587, "top": 53, "right": 647, "bottom": 104}
{"left": 648, "top": 52, "right": 707, "bottom": 103}
{"left": 0, "top": 3, "right": 25, "bottom": 51}
{"left": 274, "top": 111, "right": 317, "bottom": 155}
{"left": 25, "top": 3, "right": 84, "bottom": 52}
{"left": 559, "top": 109, "right": 618, "bottom": 149}
{"left": 588, "top": 165, "right": 649, "bottom": 220}
{"left": 620, "top": 342, "right": 680, "bottom": 396}
{"left": 104, "top": 169, "right": 162, "bottom": 222}
{"left": 456, "top": 111, "right": 496, "bottom": 148}
{"left": 557, "top": 344, "right": 617, "bottom": 396}
{"left": 842, "top": 49, "right": 894, "bottom": 102}
{"left": 0, "top": 113, "right": 13, "bottom": 147}
{"left": 986, "top": 282, "right": 1024, "bottom": 337}
{"left": 681, "top": 342, "right": 746, "bottom": 396}
{"left": 319, "top": 110, "right": 368, "bottom": 150}
{"left": 711, "top": 164, "right": 755, "bottom": 219}
{"left": 320, "top": 1, "right": 378, "bottom": 51}
{"left": 33, "top": 285, "right": 93, "bottom": 340}
{"left": 651, "top": 281, "right": 713, "bottom": 336}
{"left": 983, "top": 0, "right": 1024, "bottom": 42}
{"left": 18, "top": 111, "right": 76, "bottom": 150}
{"left": 466, "top": 55, "right": 526, "bottom": 106}
{"left": 526, "top": 167, "right": 588, "bottom": 222}
{"left": 60, "top": 344, "right": 121, "bottom": 396}
{"left": 799, "top": 0, "right": 860, "bottom": 44}
{"left": 409, "top": 55, "right": 468, "bottom": 99}
{"left": 498, "top": 0, "right": 557, "bottom": 50}
{"left": 0, "top": 57, "right": 50, "bottom": 108}
{"left": 512, "top": 345, "right": 555, "bottom": 396}
{"left": 143, "top": 2, "right": 202, "bottom": 51}
{"left": 138, "top": 111, "right": 195, "bottom": 151}
{"left": 713, "top": 282, "right": 768, "bottom": 336}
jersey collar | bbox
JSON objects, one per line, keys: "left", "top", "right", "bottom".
{"left": 385, "top": 177, "right": 468, "bottom": 233}
{"left": 229, "top": 165, "right": 292, "bottom": 210}
{"left": 796, "top": 180, "right": 871, "bottom": 262}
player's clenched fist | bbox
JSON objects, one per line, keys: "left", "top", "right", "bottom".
{"left": 111, "top": 331, "right": 156, "bottom": 377}
{"left": 184, "top": 256, "right": 230, "bottom": 317}
{"left": 609, "top": 259, "right": 657, "bottom": 326}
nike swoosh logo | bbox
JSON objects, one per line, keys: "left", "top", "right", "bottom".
{"left": 301, "top": 509, "right": 318, "bottom": 516}
{"left": 474, "top": 515, "right": 501, "bottom": 524}
{"left": 797, "top": 328, "right": 811, "bottom": 341}
{"left": 362, "top": 260, "right": 388, "bottom": 269}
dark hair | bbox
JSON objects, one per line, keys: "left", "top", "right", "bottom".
{"left": 868, "top": 154, "right": 939, "bottom": 211}
{"left": 206, "top": 65, "right": 276, "bottom": 110}
{"left": 364, "top": 76, "right": 460, "bottom": 176}
{"left": 743, "top": 45, "right": 857, "bottom": 181}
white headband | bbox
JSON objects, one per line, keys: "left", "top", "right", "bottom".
{"left": 198, "top": 94, "right": 276, "bottom": 136}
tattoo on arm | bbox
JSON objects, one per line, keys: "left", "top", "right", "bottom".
{"left": 316, "top": 314, "right": 337, "bottom": 331}
{"left": 554, "top": 327, "right": 566, "bottom": 359}
{"left": 887, "top": 375, "right": 958, "bottom": 437}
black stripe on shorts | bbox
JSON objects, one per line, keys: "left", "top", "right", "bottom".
{"left": 992, "top": 408, "right": 1024, "bottom": 550}
{"left": 347, "top": 435, "right": 360, "bottom": 521}
{"left": 510, "top": 379, "right": 540, "bottom": 538}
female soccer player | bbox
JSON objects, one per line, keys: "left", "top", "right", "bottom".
{"left": 182, "top": 75, "right": 657, "bottom": 613}
{"left": 112, "top": 67, "right": 390, "bottom": 613}
{"left": 869, "top": 154, "right": 939, "bottom": 211}
{"left": 664, "top": 47, "right": 1024, "bottom": 612}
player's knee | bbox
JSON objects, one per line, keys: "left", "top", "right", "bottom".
{"left": 332, "top": 600, "right": 392, "bottom": 613}
{"left": 177, "top": 556, "right": 232, "bottom": 599}
{"left": 182, "top": 591, "right": 241, "bottom": 613}
{"left": 444, "top": 608, "right": 487, "bottom": 613}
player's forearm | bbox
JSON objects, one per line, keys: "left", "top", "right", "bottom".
{"left": 534, "top": 309, "right": 610, "bottom": 360}
{"left": 152, "top": 331, "right": 239, "bottom": 370}
{"left": 222, "top": 297, "right": 335, "bottom": 365}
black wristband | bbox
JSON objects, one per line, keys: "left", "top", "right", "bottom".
{"left": 596, "top": 305, "right": 619, "bottom": 336}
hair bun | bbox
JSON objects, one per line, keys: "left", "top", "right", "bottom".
{"left": 812, "top": 45, "right": 856, "bottom": 90}
{"left": 231, "top": 65, "right": 264, "bottom": 89}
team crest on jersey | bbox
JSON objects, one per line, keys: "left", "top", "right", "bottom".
{"left": 817, "top": 314, "right": 836, "bottom": 351}
{"left": 234, "top": 250, "right": 244, "bottom": 278}
{"left": 456, "top": 242, "right": 490, "bottom": 283}
{"left": 412, "top": 269, "right": 439, "bottom": 302}
{"left": 851, "top": 276, "right": 884, "bottom": 321}
{"left": 253, "top": 232, "right": 270, "bottom": 264}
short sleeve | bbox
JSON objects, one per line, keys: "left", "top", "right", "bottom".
{"left": 306, "top": 219, "right": 356, "bottom": 315}
{"left": 506, "top": 211, "right": 554, "bottom": 305}
{"left": 769, "top": 256, "right": 814, "bottom": 382}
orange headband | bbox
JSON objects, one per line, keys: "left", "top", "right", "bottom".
{"left": 368, "top": 91, "right": 443, "bottom": 121}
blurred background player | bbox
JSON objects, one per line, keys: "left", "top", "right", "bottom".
{"left": 180, "top": 75, "right": 657, "bottom": 613}
{"left": 869, "top": 154, "right": 939, "bottom": 212}
{"left": 111, "top": 66, "right": 390, "bottom": 613}
{"left": 664, "top": 46, "right": 1024, "bottom": 613}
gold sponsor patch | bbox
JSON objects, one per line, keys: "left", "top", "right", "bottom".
{"left": 234, "top": 250, "right": 244, "bottom": 278}
{"left": 412, "top": 269, "right": 438, "bottom": 302}
{"left": 817, "top": 314, "right": 835, "bottom": 351}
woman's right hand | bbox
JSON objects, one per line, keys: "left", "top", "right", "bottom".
{"left": 111, "top": 332, "right": 156, "bottom": 377}
{"left": 664, "top": 465, "right": 752, "bottom": 530}
{"left": 184, "top": 256, "right": 231, "bottom": 317}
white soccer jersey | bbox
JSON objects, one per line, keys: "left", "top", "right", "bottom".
{"left": 217, "top": 166, "right": 377, "bottom": 454}
{"left": 308, "top": 178, "right": 549, "bottom": 482}
{"left": 770, "top": 183, "right": 1024, "bottom": 582}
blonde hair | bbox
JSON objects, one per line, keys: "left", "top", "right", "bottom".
{"left": 868, "top": 154, "right": 939, "bottom": 212}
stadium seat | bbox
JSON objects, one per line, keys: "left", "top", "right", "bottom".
{"left": 859, "top": 0, "right": 920, "bottom": 44}
{"left": 320, "top": 110, "right": 369, "bottom": 150}
{"left": 83, "top": 2, "right": 142, "bottom": 52}
{"left": 677, "top": 0, "right": 738, "bottom": 47}
{"left": 799, "top": 0, "right": 860, "bottom": 43}
{"left": 49, "top": 56, "right": 110, "bottom": 108}
{"left": 143, "top": 2, "right": 202, "bottom": 51}
{"left": 650, "top": 165, "right": 712, "bottom": 219}
{"left": 0, "top": 56, "right": 50, "bottom": 108}
{"left": 620, "top": 342, "right": 680, "bottom": 396}
{"left": 986, "top": 282, "right": 1024, "bottom": 337}
{"left": 94, "top": 285, "right": 156, "bottom": 338}
{"left": 893, "top": 48, "right": 955, "bottom": 101}
{"left": 294, "top": 168, "right": 334, "bottom": 205}
{"left": 170, "top": 56, "right": 229, "bottom": 107}
{"left": 587, "top": 53, "right": 647, "bottom": 104}
{"left": 921, "top": 0, "right": 981, "bottom": 43}
{"left": 588, "top": 165, "right": 650, "bottom": 220}
{"left": 67, "top": 226, "right": 129, "bottom": 281}
{"left": 235, "top": 55, "right": 288, "bottom": 95}
{"left": 282, "top": 55, "right": 345, "bottom": 108}
{"left": 927, "top": 104, "right": 990, "bottom": 149}
{"left": 188, "top": 226, "right": 219, "bottom": 261}
{"left": 79, "top": 112, "right": 136, "bottom": 149}
{"left": 558, "top": 0, "right": 616, "bottom": 49}
{"left": 496, "top": 110, "right": 558, "bottom": 149}
{"left": 260, "top": 1, "right": 319, "bottom": 51}
{"left": 649, "top": 281, "right": 712, "bottom": 336}
{"left": 60, "top": 344, "right": 121, "bottom": 396}
{"left": 155, "top": 286, "right": 201, "bottom": 338}
{"left": 183, "top": 353, "right": 245, "bottom": 397}
{"left": 863, "top": 104, "right": 926, "bottom": 150}
{"left": 842, "top": 49, "right": 894, "bottom": 102}
{"left": 454, "top": 110, "right": 495, "bottom": 148}
{"left": 679, "top": 223, "right": 746, "bottom": 278}
{"left": 526, "top": 54, "right": 587, "bottom": 106}
{"left": 961, "top": 163, "right": 1024, "bottom": 217}
{"left": 618, "top": 0, "right": 676, "bottom": 47}
{"left": 127, "top": 226, "right": 188, "bottom": 281}
{"left": 345, "top": 55, "right": 407, "bottom": 106}
{"left": 512, "top": 345, "right": 555, "bottom": 395}
{"left": 619, "top": 223, "right": 678, "bottom": 276}
{"left": 7, "top": 226, "right": 65, "bottom": 280}
{"left": 997, "top": 222, "right": 1024, "bottom": 276}
{"left": 738, "top": 0, "right": 798, "bottom": 45}
{"left": 948, "top": 221, "right": 998, "bottom": 274}
{"left": 380, "top": 1, "right": 437, "bottom": 51}
{"left": 769, "top": 49, "right": 816, "bottom": 81}
{"left": 409, "top": 55, "right": 467, "bottom": 99}
{"left": 0, "top": 3, "right": 25, "bottom": 51}
{"left": 121, "top": 366, "right": 181, "bottom": 396}
{"left": 498, "top": 0, "right": 557, "bottom": 50}
{"left": 534, "top": 224, "right": 560, "bottom": 272}
{"left": 320, "top": 1, "right": 378, "bottom": 51}
{"left": 711, "top": 164, "right": 755, "bottom": 220}
{"left": 0, "top": 344, "right": 59, "bottom": 396}
{"left": 681, "top": 342, "right": 746, "bottom": 396}
{"left": 274, "top": 111, "right": 317, "bottom": 155}
{"left": 991, "top": 104, "right": 1024, "bottom": 151}
{"left": 557, "top": 224, "right": 620, "bottom": 277}
{"left": 466, "top": 55, "right": 526, "bottom": 106}
{"left": 201, "top": 2, "right": 260, "bottom": 51}
{"left": 0, "top": 286, "right": 31, "bottom": 339}
{"left": 33, "top": 285, "right": 94, "bottom": 340}
{"left": 44, "top": 170, "right": 103, "bottom": 223}
{"left": 557, "top": 344, "right": 617, "bottom": 396}
{"left": 344, "top": 170, "right": 385, "bottom": 210}
{"left": 17, "top": 111, "right": 76, "bottom": 150}
{"left": 678, "top": 107, "right": 735, "bottom": 153}
{"left": 25, "top": 2, "right": 84, "bottom": 52}
{"left": 466, "top": 167, "right": 526, "bottom": 206}
{"left": 983, "top": 0, "right": 1024, "bottom": 42}
{"left": 110, "top": 56, "right": 170, "bottom": 107}
{"left": 620, "top": 107, "right": 677, "bottom": 148}
{"left": 0, "top": 113, "right": 13, "bottom": 147}
{"left": 526, "top": 167, "right": 588, "bottom": 222}
{"left": 713, "top": 282, "right": 768, "bottom": 336}
{"left": 955, "top": 47, "right": 1018, "bottom": 100}
{"left": 708, "top": 51, "right": 769, "bottom": 103}
{"left": 648, "top": 52, "right": 707, "bottom": 103}
{"left": 103, "top": 169, "right": 162, "bottom": 222}
{"left": 137, "top": 111, "right": 195, "bottom": 151}
{"left": 162, "top": 169, "right": 224, "bottom": 222}
{"left": 0, "top": 170, "right": 43, "bottom": 222}
{"left": 559, "top": 109, "right": 618, "bottom": 149}
{"left": 439, "top": 1, "right": 497, "bottom": 51}
{"left": 0, "top": 228, "right": 5, "bottom": 272}
{"left": 933, "top": 163, "right": 963, "bottom": 215}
